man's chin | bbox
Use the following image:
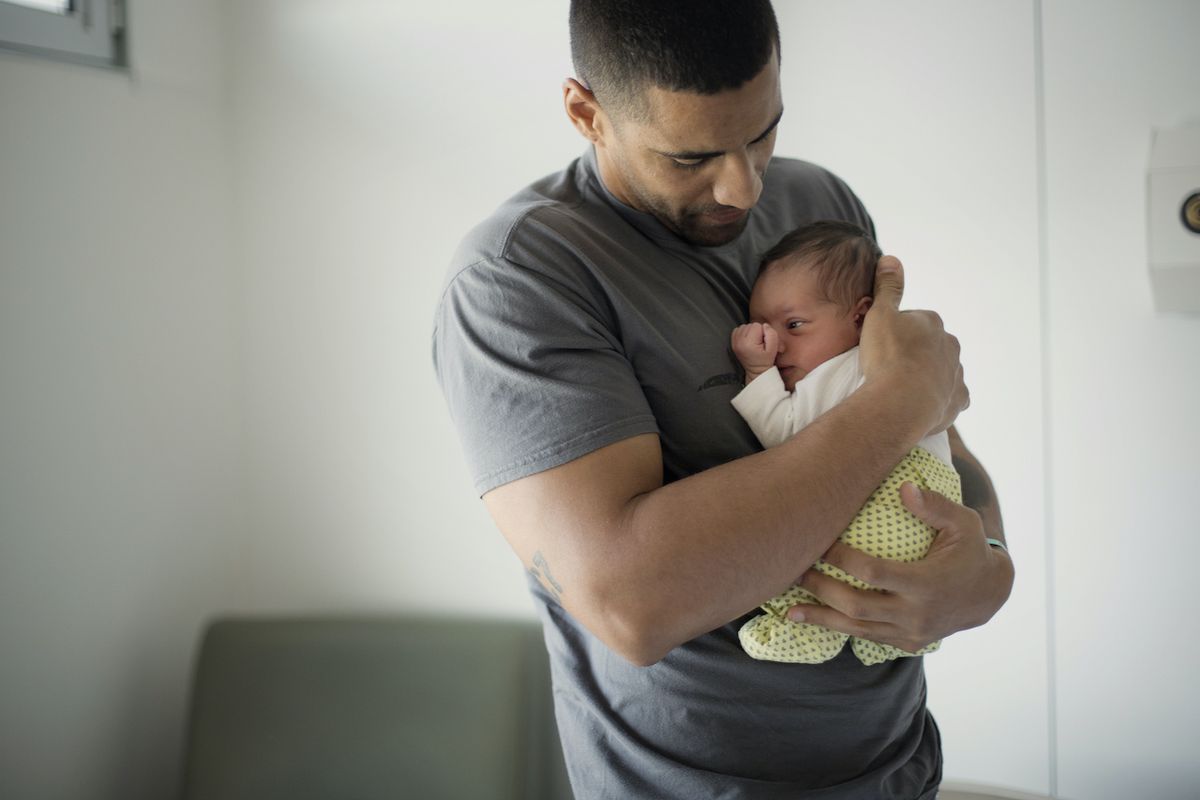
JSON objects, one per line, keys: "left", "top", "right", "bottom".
{"left": 680, "top": 215, "right": 750, "bottom": 247}
{"left": 681, "top": 219, "right": 744, "bottom": 247}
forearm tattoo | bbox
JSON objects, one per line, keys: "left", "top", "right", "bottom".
{"left": 529, "top": 550, "right": 564, "bottom": 604}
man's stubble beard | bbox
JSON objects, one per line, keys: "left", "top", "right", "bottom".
{"left": 633, "top": 188, "right": 751, "bottom": 247}
{"left": 676, "top": 211, "right": 750, "bottom": 247}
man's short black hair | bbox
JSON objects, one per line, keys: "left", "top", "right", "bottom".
{"left": 759, "top": 220, "right": 881, "bottom": 310}
{"left": 569, "top": 0, "right": 780, "bottom": 119}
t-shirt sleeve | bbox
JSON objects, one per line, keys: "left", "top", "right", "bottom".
{"left": 433, "top": 256, "right": 659, "bottom": 495}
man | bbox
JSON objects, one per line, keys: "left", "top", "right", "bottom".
{"left": 433, "top": 1, "right": 1013, "bottom": 797}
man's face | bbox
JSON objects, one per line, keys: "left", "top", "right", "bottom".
{"left": 593, "top": 55, "right": 783, "bottom": 247}
{"left": 748, "top": 263, "right": 866, "bottom": 391}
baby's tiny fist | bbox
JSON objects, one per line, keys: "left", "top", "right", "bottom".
{"left": 732, "top": 323, "right": 777, "bottom": 373}
{"left": 761, "top": 324, "right": 778, "bottom": 354}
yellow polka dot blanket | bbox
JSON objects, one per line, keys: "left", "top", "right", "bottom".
{"left": 738, "top": 446, "right": 962, "bottom": 665}
{"left": 729, "top": 349, "right": 962, "bottom": 666}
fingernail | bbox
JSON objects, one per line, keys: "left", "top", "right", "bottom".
{"left": 787, "top": 609, "right": 806, "bottom": 623}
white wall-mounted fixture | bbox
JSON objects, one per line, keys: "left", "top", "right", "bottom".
{"left": 1147, "top": 122, "right": 1200, "bottom": 313}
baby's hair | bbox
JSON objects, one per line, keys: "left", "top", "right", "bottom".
{"left": 758, "top": 220, "right": 880, "bottom": 310}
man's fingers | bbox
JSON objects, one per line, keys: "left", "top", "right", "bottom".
{"left": 871, "top": 255, "right": 905, "bottom": 311}
{"left": 787, "top": 602, "right": 924, "bottom": 650}
{"left": 790, "top": 568, "right": 933, "bottom": 652}
{"left": 795, "top": 568, "right": 896, "bottom": 624}
{"left": 814, "top": 541, "right": 912, "bottom": 592}
{"left": 787, "top": 602, "right": 874, "bottom": 639}
{"left": 898, "top": 482, "right": 978, "bottom": 533}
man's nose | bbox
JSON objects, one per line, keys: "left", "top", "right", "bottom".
{"left": 712, "top": 152, "right": 763, "bottom": 210}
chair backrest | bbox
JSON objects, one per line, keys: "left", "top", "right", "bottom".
{"left": 179, "top": 615, "right": 573, "bottom": 800}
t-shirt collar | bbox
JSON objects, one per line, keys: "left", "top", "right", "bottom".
{"left": 579, "top": 146, "right": 751, "bottom": 254}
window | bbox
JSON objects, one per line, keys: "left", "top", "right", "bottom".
{"left": 0, "top": 0, "right": 125, "bottom": 68}
{"left": 10, "top": 1, "right": 71, "bottom": 12}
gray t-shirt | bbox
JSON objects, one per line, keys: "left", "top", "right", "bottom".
{"left": 432, "top": 148, "right": 942, "bottom": 799}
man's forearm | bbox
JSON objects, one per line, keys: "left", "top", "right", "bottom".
{"left": 600, "top": 379, "right": 933, "bottom": 661}
{"left": 486, "top": 377, "right": 933, "bottom": 666}
{"left": 488, "top": 261, "right": 967, "bottom": 665}
{"left": 947, "top": 425, "right": 1005, "bottom": 547}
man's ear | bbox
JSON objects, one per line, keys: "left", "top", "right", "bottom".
{"left": 563, "top": 78, "right": 610, "bottom": 145}
{"left": 853, "top": 295, "right": 874, "bottom": 327}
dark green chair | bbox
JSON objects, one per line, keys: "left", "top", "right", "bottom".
{"left": 179, "top": 615, "right": 573, "bottom": 800}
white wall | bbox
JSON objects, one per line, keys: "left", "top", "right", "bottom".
{"left": 2, "top": 1, "right": 1198, "bottom": 798}
{"left": 224, "top": 0, "right": 578, "bottom": 617}
{"left": 0, "top": 2, "right": 242, "bottom": 799}
{"left": 1043, "top": 2, "right": 1200, "bottom": 798}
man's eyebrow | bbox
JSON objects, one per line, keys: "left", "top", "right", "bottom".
{"left": 657, "top": 108, "right": 785, "bottom": 160}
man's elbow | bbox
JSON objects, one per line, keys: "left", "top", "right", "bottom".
{"left": 576, "top": 587, "right": 675, "bottom": 667}
{"left": 600, "top": 619, "right": 671, "bottom": 668}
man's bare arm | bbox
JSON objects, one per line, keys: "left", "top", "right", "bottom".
{"left": 485, "top": 257, "right": 966, "bottom": 666}
{"left": 947, "top": 425, "right": 1005, "bottom": 547}
{"left": 486, "top": 378, "right": 933, "bottom": 666}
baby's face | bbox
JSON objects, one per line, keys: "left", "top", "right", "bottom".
{"left": 748, "top": 265, "right": 866, "bottom": 391}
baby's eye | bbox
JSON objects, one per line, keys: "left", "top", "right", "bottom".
{"left": 787, "top": 320, "right": 805, "bottom": 330}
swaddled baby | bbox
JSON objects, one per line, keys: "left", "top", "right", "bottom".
{"left": 730, "top": 220, "right": 961, "bottom": 666}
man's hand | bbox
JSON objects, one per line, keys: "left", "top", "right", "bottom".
{"left": 482, "top": 256, "right": 984, "bottom": 667}
{"left": 787, "top": 482, "right": 1013, "bottom": 653}
{"left": 860, "top": 256, "right": 969, "bottom": 437}
{"left": 731, "top": 322, "right": 779, "bottom": 384}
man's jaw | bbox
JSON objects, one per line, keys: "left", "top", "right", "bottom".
{"left": 704, "top": 206, "right": 748, "bottom": 226}
{"left": 679, "top": 208, "right": 751, "bottom": 246}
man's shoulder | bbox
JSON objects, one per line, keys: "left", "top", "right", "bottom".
{"left": 767, "top": 155, "right": 835, "bottom": 176}
{"left": 766, "top": 156, "right": 858, "bottom": 196}
{"left": 760, "top": 155, "right": 874, "bottom": 236}
{"left": 450, "top": 157, "right": 605, "bottom": 277}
